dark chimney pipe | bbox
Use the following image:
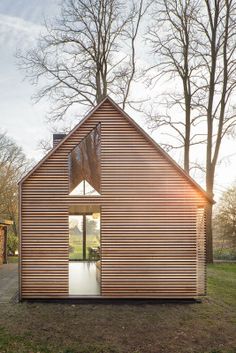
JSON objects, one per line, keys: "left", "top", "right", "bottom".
{"left": 53, "top": 133, "right": 66, "bottom": 148}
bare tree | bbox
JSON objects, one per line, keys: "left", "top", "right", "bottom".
{"left": 213, "top": 184, "right": 236, "bottom": 259}
{"left": 0, "top": 133, "right": 30, "bottom": 247}
{"left": 146, "top": 0, "right": 203, "bottom": 174}
{"left": 195, "top": 0, "right": 236, "bottom": 262}
{"left": 18, "top": 0, "right": 149, "bottom": 122}
{"left": 147, "top": 0, "right": 236, "bottom": 262}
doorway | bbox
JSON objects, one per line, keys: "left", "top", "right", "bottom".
{"left": 68, "top": 210, "right": 101, "bottom": 296}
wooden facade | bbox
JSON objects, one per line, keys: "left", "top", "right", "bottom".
{"left": 19, "top": 97, "right": 210, "bottom": 300}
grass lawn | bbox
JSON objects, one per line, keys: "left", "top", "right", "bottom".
{"left": 0, "top": 263, "right": 235, "bottom": 353}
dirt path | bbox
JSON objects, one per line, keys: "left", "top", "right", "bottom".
{"left": 0, "top": 263, "right": 18, "bottom": 303}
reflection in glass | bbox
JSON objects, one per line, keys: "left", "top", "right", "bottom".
{"left": 69, "top": 215, "right": 83, "bottom": 260}
{"left": 69, "top": 214, "right": 100, "bottom": 261}
{"left": 69, "top": 212, "right": 101, "bottom": 295}
{"left": 69, "top": 180, "right": 100, "bottom": 196}
{"left": 86, "top": 214, "right": 100, "bottom": 261}
{"left": 69, "top": 124, "right": 101, "bottom": 195}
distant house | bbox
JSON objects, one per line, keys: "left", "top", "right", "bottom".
{"left": 0, "top": 219, "right": 13, "bottom": 265}
{"left": 19, "top": 97, "right": 212, "bottom": 300}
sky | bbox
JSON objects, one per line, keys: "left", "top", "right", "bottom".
{"left": 0, "top": 0, "right": 235, "bottom": 201}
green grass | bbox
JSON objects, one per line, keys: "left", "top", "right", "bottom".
{"left": 207, "top": 263, "right": 236, "bottom": 307}
{"left": 0, "top": 327, "right": 117, "bottom": 353}
{"left": 0, "top": 263, "right": 236, "bottom": 353}
{"left": 0, "top": 327, "right": 51, "bottom": 353}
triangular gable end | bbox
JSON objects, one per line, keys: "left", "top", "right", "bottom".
{"left": 19, "top": 96, "right": 213, "bottom": 204}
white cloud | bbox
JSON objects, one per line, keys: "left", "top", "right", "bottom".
{"left": 0, "top": 13, "right": 43, "bottom": 49}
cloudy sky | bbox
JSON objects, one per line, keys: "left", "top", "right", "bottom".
{"left": 0, "top": 0, "right": 235, "bottom": 200}
{"left": 0, "top": 0, "right": 59, "bottom": 158}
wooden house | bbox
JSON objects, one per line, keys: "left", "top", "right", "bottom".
{"left": 19, "top": 97, "right": 212, "bottom": 300}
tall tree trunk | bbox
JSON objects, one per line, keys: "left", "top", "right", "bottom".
{"left": 206, "top": 164, "right": 214, "bottom": 263}
{"left": 182, "top": 73, "right": 191, "bottom": 174}
{"left": 205, "top": 1, "right": 230, "bottom": 264}
{"left": 206, "top": 106, "right": 213, "bottom": 262}
{"left": 206, "top": 120, "right": 214, "bottom": 263}
{"left": 96, "top": 68, "right": 103, "bottom": 103}
{"left": 206, "top": 203, "right": 213, "bottom": 263}
{"left": 184, "top": 95, "right": 191, "bottom": 174}
{"left": 205, "top": 44, "right": 216, "bottom": 263}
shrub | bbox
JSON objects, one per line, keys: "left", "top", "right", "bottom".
{"left": 214, "top": 248, "right": 236, "bottom": 261}
{"left": 7, "top": 232, "right": 18, "bottom": 255}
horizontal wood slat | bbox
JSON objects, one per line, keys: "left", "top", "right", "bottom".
{"left": 20, "top": 99, "right": 207, "bottom": 299}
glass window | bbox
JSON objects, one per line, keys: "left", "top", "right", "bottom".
{"left": 69, "top": 215, "right": 83, "bottom": 260}
{"left": 69, "top": 213, "right": 100, "bottom": 261}
{"left": 86, "top": 214, "right": 100, "bottom": 261}
{"left": 69, "top": 124, "right": 101, "bottom": 196}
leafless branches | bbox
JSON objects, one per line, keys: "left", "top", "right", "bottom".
{"left": 146, "top": 0, "right": 202, "bottom": 173}
{"left": 146, "top": 0, "right": 236, "bottom": 262}
{"left": 194, "top": 0, "right": 236, "bottom": 262}
{"left": 0, "top": 132, "right": 31, "bottom": 237}
{"left": 17, "top": 0, "right": 149, "bottom": 122}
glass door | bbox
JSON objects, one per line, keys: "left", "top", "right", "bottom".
{"left": 69, "top": 213, "right": 100, "bottom": 261}
{"left": 69, "top": 212, "right": 101, "bottom": 296}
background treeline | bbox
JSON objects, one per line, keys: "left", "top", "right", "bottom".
{"left": 0, "top": 133, "right": 30, "bottom": 255}
{"left": 213, "top": 185, "right": 236, "bottom": 260}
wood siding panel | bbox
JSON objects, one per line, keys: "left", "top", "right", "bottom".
{"left": 196, "top": 208, "right": 206, "bottom": 296}
{"left": 20, "top": 100, "right": 207, "bottom": 299}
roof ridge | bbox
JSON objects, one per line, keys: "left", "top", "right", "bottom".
{"left": 19, "top": 95, "right": 213, "bottom": 203}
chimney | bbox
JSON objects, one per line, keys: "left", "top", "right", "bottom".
{"left": 53, "top": 133, "right": 66, "bottom": 148}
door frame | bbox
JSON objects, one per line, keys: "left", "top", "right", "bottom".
{"left": 68, "top": 210, "right": 101, "bottom": 297}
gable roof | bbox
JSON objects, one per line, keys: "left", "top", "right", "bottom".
{"left": 19, "top": 96, "right": 213, "bottom": 203}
